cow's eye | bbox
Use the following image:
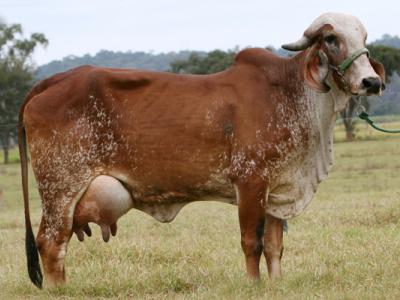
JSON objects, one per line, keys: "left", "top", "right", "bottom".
{"left": 324, "top": 35, "right": 337, "bottom": 45}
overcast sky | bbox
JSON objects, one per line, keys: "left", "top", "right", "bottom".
{"left": 2, "top": 0, "right": 399, "bottom": 66}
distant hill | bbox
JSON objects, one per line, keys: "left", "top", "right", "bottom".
{"left": 35, "top": 50, "right": 205, "bottom": 79}
{"left": 35, "top": 47, "right": 290, "bottom": 79}
{"left": 371, "top": 34, "right": 400, "bottom": 49}
{"left": 35, "top": 34, "right": 400, "bottom": 80}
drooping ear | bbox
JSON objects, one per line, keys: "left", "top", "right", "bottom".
{"left": 304, "top": 44, "right": 330, "bottom": 93}
{"left": 369, "top": 57, "right": 386, "bottom": 90}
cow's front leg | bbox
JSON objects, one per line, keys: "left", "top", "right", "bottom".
{"left": 264, "top": 214, "right": 284, "bottom": 279}
{"left": 236, "top": 179, "right": 267, "bottom": 280}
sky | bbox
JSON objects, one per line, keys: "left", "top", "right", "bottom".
{"left": 2, "top": 0, "right": 400, "bottom": 66}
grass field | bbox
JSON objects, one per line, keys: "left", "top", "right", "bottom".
{"left": 1, "top": 119, "right": 400, "bottom": 299}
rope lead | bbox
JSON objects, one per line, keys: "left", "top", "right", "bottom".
{"left": 358, "top": 111, "right": 400, "bottom": 134}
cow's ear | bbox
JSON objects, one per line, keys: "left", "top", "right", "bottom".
{"left": 304, "top": 45, "right": 330, "bottom": 93}
{"left": 369, "top": 57, "right": 386, "bottom": 90}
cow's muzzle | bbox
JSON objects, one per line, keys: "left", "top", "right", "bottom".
{"left": 362, "top": 77, "right": 382, "bottom": 95}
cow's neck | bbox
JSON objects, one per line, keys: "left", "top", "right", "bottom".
{"left": 271, "top": 52, "right": 350, "bottom": 177}
{"left": 302, "top": 73, "right": 350, "bottom": 182}
{"left": 251, "top": 50, "right": 352, "bottom": 219}
{"left": 325, "top": 73, "right": 351, "bottom": 113}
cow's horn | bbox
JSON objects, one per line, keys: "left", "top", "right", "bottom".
{"left": 282, "top": 36, "right": 311, "bottom": 51}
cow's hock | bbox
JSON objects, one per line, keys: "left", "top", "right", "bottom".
{"left": 72, "top": 175, "right": 133, "bottom": 242}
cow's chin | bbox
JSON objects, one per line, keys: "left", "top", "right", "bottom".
{"left": 350, "top": 87, "right": 382, "bottom": 97}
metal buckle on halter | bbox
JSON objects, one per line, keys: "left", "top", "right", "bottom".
{"left": 328, "top": 63, "right": 349, "bottom": 91}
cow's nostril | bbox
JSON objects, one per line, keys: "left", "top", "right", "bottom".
{"left": 362, "top": 78, "right": 372, "bottom": 88}
{"left": 362, "top": 77, "right": 381, "bottom": 94}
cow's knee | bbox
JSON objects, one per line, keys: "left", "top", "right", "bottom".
{"left": 264, "top": 243, "right": 283, "bottom": 262}
{"left": 241, "top": 235, "right": 263, "bottom": 258}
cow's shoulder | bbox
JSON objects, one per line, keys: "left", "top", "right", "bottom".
{"left": 234, "top": 48, "right": 302, "bottom": 88}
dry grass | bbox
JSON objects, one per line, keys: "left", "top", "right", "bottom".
{"left": 1, "top": 121, "right": 400, "bottom": 299}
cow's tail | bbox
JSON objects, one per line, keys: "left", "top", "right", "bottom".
{"left": 17, "top": 66, "right": 92, "bottom": 288}
{"left": 18, "top": 117, "right": 43, "bottom": 288}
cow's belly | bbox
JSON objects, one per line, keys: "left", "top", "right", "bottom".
{"left": 131, "top": 195, "right": 236, "bottom": 223}
{"left": 109, "top": 170, "right": 236, "bottom": 222}
{"left": 72, "top": 174, "right": 236, "bottom": 238}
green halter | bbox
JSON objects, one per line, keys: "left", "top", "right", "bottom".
{"left": 327, "top": 47, "right": 370, "bottom": 92}
{"left": 336, "top": 48, "right": 370, "bottom": 74}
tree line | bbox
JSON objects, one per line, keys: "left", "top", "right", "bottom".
{"left": 35, "top": 49, "right": 203, "bottom": 79}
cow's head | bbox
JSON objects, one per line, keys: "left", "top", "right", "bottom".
{"left": 282, "top": 13, "right": 385, "bottom": 96}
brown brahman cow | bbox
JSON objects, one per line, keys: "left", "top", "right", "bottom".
{"left": 19, "top": 12, "right": 384, "bottom": 287}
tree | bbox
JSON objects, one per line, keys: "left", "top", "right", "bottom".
{"left": 170, "top": 49, "right": 236, "bottom": 75}
{"left": 368, "top": 45, "right": 400, "bottom": 78}
{"left": 340, "top": 96, "right": 369, "bottom": 141}
{"left": 341, "top": 45, "right": 400, "bottom": 141}
{"left": 0, "top": 22, "right": 48, "bottom": 163}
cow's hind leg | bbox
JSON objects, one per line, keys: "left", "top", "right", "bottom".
{"left": 236, "top": 179, "right": 267, "bottom": 280}
{"left": 36, "top": 229, "right": 69, "bottom": 286}
{"left": 36, "top": 189, "right": 85, "bottom": 286}
{"left": 36, "top": 220, "right": 71, "bottom": 285}
{"left": 263, "top": 214, "right": 284, "bottom": 279}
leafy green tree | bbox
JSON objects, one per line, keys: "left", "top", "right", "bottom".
{"left": 170, "top": 49, "right": 236, "bottom": 74}
{"left": 0, "top": 22, "right": 48, "bottom": 163}
{"left": 368, "top": 45, "right": 400, "bottom": 78}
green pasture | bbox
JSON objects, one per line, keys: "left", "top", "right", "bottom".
{"left": 0, "top": 119, "right": 400, "bottom": 299}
